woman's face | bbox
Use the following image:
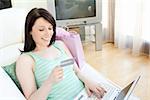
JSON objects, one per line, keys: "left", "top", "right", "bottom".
{"left": 31, "top": 17, "right": 53, "bottom": 48}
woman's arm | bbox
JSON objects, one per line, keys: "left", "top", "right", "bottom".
{"left": 16, "top": 54, "right": 63, "bottom": 100}
{"left": 73, "top": 64, "right": 106, "bottom": 98}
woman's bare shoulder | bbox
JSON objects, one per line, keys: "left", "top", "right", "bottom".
{"left": 16, "top": 53, "right": 34, "bottom": 68}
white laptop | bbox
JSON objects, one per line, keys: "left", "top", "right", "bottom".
{"left": 74, "top": 76, "right": 140, "bottom": 100}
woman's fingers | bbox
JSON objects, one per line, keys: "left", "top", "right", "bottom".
{"left": 97, "top": 87, "right": 104, "bottom": 98}
{"left": 50, "top": 66, "right": 64, "bottom": 84}
{"left": 85, "top": 86, "right": 92, "bottom": 97}
{"left": 57, "top": 69, "right": 63, "bottom": 75}
{"left": 56, "top": 67, "right": 64, "bottom": 79}
{"left": 93, "top": 89, "right": 102, "bottom": 98}
{"left": 96, "top": 86, "right": 107, "bottom": 98}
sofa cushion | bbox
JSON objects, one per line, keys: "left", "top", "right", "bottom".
{"left": 56, "top": 28, "right": 85, "bottom": 68}
{"left": 0, "top": 43, "right": 23, "bottom": 66}
{"left": 0, "top": 67, "right": 25, "bottom": 99}
{"left": 3, "top": 62, "right": 22, "bottom": 92}
{"left": 62, "top": 33, "right": 85, "bottom": 68}
{"left": 56, "top": 27, "right": 70, "bottom": 40}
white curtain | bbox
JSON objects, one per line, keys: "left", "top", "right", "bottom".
{"left": 103, "top": 0, "right": 150, "bottom": 56}
{"left": 102, "top": 0, "right": 115, "bottom": 43}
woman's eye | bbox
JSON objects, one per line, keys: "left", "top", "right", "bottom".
{"left": 48, "top": 28, "right": 52, "bottom": 30}
{"left": 39, "top": 29, "right": 44, "bottom": 31}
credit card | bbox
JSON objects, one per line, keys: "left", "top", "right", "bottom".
{"left": 60, "top": 58, "right": 74, "bottom": 67}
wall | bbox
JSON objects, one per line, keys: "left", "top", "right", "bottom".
{"left": 11, "top": 0, "right": 47, "bottom": 11}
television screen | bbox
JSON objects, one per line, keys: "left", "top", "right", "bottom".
{"left": 0, "top": 0, "right": 12, "bottom": 10}
{"left": 55, "top": 0, "right": 96, "bottom": 20}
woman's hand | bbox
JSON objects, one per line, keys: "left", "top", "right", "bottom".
{"left": 84, "top": 80, "right": 107, "bottom": 99}
{"left": 49, "top": 66, "right": 64, "bottom": 85}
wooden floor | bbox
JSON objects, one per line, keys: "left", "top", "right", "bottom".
{"left": 83, "top": 42, "right": 150, "bottom": 100}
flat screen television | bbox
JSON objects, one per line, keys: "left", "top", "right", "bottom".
{"left": 48, "top": 0, "right": 101, "bottom": 26}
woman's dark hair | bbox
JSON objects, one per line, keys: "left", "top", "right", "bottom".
{"left": 22, "top": 8, "right": 56, "bottom": 53}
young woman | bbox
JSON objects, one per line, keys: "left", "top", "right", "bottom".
{"left": 16, "top": 8, "right": 106, "bottom": 100}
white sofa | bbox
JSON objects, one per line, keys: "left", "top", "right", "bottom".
{"left": 0, "top": 8, "right": 93, "bottom": 99}
{"left": 0, "top": 8, "right": 26, "bottom": 100}
{"left": 0, "top": 8, "right": 139, "bottom": 100}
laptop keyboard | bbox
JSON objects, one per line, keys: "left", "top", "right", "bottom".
{"left": 101, "top": 83, "right": 120, "bottom": 100}
{"left": 74, "top": 83, "right": 120, "bottom": 100}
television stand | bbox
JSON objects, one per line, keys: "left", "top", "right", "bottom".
{"left": 65, "top": 22, "right": 102, "bottom": 51}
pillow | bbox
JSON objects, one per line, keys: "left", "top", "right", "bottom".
{"left": 0, "top": 67, "right": 25, "bottom": 99}
{"left": 56, "top": 27, "right": 70, "bottom": 40}
{"left": 62, "top": 33, "right": 85, "bottom": 68}
{"left": 56, "top": 27, "right": 85, "bottom": 68}
{"left": 3, "top": 62, "right": 22, "bottom": 92}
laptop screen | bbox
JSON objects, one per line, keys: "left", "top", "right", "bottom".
{"left": 116, "top": 81, "right": 134, "bottom": 100}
